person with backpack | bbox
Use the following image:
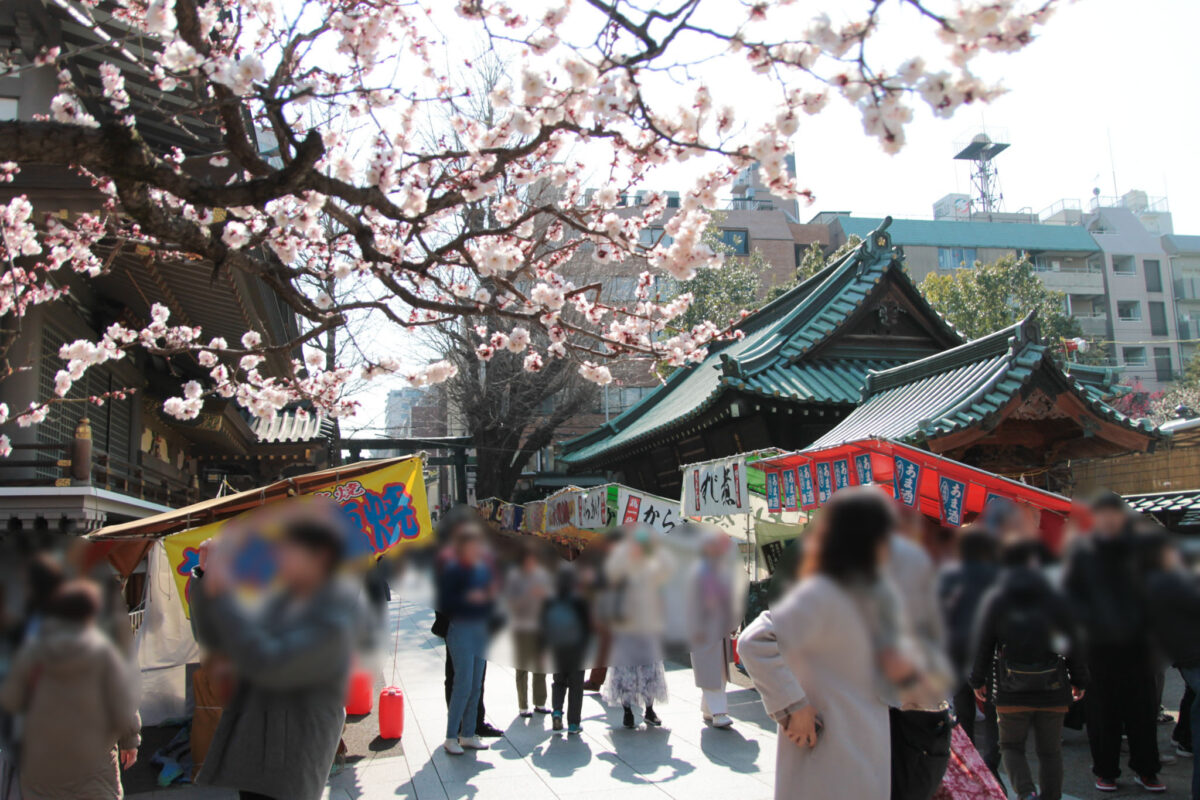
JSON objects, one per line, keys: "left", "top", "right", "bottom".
{"left": 542, "top": 564, "right": 592, "bottom": 734}
{"left": 969, "top": 541, "right": 1088, "bottom": 800}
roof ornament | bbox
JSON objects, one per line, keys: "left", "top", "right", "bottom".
{"left": 719, "top": 354, "right": 743, "bottom": 378}
{"left": 858, "top": 216, "right": 893, "bottom": 275}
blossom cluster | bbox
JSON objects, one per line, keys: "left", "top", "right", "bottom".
{"left": 0, "top": 0, "right": 1057, "bottom": 442}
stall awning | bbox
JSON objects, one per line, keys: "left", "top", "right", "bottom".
{"left": 89, "top": 456, "right": 422, "bottom": 540}
{"left": 750, "top": 438, "right": 1078, "bottom": 550}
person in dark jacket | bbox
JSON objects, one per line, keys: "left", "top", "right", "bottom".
{"left": 970, "top": 540, "right": 1088, "bottom": 800}
{"left": 191, "top": 503, "right": 360, "bottom": 800}
{"left": 939, "top": 525, "right": 1000, "bottom": 773}
{"left": 1063, "top": 491, "right": 1164, "bottom": 793}
{"left": 1143, "top": 531, "right": 1200, "bottom": 800}
{"left": 437, "top": 520, "right": 496, "bottom": 755}
{"left": 542, "top": 563, "right": 592, "bottom": 734}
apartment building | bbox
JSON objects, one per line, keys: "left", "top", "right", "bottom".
{"left": 1165, "top": 235, "right": 1200, "bottom": 365}
{"left": 809, "top": 189, "right": 1192, "bottom": 390}
{"left": 1082, "top": 196, "right": 1180, "bottom": 386}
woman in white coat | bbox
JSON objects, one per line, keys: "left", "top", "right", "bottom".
{"left": 739, "top": 487, "right": 896, "bottom": 800}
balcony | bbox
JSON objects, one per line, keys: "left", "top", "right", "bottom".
{"left": 1037, "top": 267, "right": 1105, "bottom": 294}
{"left": 1176, "top": 276, "right": 1200, "bottom": 301}
{"left": 1074, "top": 312, "right": 1109, "bottom": 337}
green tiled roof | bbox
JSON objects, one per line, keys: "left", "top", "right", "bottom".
{"left": 559, "top": 219, "right": 961, "bottom": 467}
{"left": 836, "top": 216, "right": 1099, "bottom": 253}
{"left": 810, "top": 314, "right": 1158, "bottom": 449}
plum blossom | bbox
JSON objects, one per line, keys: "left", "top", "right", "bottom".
{"left": 578, "top": 362, "right": 613, "bottom": 386}
{"left": 507, "top": 327, "right": 531, "bottom": 353}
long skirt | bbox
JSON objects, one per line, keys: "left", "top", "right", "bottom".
{"left": 603, "top": 632, "right": 668, "bottom": 708}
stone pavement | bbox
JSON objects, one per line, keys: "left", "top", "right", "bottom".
{"left": 130, "top": 572, "right": 780, "bottom": 800}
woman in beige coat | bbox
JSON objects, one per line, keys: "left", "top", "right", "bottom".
{"left": 739, "top": 488, "right": 896, "bottom": 800}
{"left": 0, "top": 580, "right": 141, "bottom": 800}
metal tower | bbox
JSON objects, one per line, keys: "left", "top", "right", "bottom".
{"left": 953, "top": 132, "right": 1010, "bottom": 215}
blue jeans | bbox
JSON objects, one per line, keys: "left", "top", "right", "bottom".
{"left": 1180, "top": 666, "right": 1200, "bottom": 800}
{"left": 445, "top": 619, "right": 488, "bottom": 739}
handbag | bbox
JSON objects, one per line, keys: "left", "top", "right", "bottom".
{"left": 430, "top": 611, "right": 449, "bottom": 639}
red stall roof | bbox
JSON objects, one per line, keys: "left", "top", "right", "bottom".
{"left": 750, "top": 438, "right": 1078, "bottom": 550}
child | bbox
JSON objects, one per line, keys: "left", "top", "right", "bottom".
{"left": 542, "top": 564, "right": 592, "bottom": 734}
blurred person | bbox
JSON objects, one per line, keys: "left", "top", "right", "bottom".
{"left": 437, "top": 520, "right": 496, "bottom": 754}
{"left": 506, "top": 543, "right": 551, "bottom": 717}
{"left": 739, "top": 486, "right": 896, "bottom": 800}
{"left": 18, "top": 553, "right": 63, "bottom": 645}
{"left": 434, "top": 508, "right": 503, "bottom": 738}
{"left": 582, "top": 530, "right": 623, "bottom": 692}
{"left": 1063, "top": 490, "right": 1163, "bottom": 793}
{"left": 687, "top": 527, "right": 739, "bottom": 729}
{"left": 603, "top": 526, "right": 674, "bottom": 729}
{"left": 542, "top": 564, "right": 592, "bottom": 734}
{"left": 1143, "top": 530, "right": 1200, "bottom": 799}
{"left": 969, "top": 540, "right": 1088, "bottom": 800}
{"left": 190, "top": 504, "right": 360, "bottom": 800}
{"left": 888, "top": 504, "right": 954, "bottom": 800}
{"left": 939, "top": 526, "right": 1001, "bottom": 775}
{"left": 0, "top": 579, "right": 141, "bottom": 800}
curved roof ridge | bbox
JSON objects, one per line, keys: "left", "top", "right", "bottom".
{"left": 864, "top": 312, "right": 1039, "bottom": 397}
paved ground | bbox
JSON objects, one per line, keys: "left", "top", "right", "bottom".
{"left": 129, "top": 573, "right": 1194, "bottom": 800}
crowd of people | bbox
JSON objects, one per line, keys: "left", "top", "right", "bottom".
{"left": 0, "top": 486, "right": 1197, "bottom": 800}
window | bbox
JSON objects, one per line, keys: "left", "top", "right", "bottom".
{"left": 637, "top": 227, "right": 673, "bottom": 246}
{"left": 1149, "top": 301, "right": 1168, "bottom": 336}
{"left": 719, "top": 229, "right": 749, "bottom": 255}
{"left": 937, "top": 247, "right": 977, "bottom": 270}
{"left": 1144, "top": 259, "right": 1163, "bottom": 292}
{"left": 1117, "top": 300, "right": 1142, "bottom": 321}
{"left": 1122, "top": 346, "right": 1147, "bottom": 366}
{"left": 1154, "top": 347, "right": 1173, "bottom": 382}
{"left": 0, "top": 97, "right": 17, "bottom": 121}
{"left": 666, "top": 194, "right": 681, "bottom": 209}
{"left": 1112, "top": 254, "right": 1136, "bottom": 275}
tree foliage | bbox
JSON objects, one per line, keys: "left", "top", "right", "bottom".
{"left": 796, "top": 235, "right": 862, "bottom": 282}
{"left": 919, "top": 255, "right": 1083, "bottom": 349}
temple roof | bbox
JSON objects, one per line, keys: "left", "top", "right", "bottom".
{"left": 809, "top": 313, "right": 1160, "bottom": 457}
{"left": 559, "top": 219, "right": 962, "bottom": 468}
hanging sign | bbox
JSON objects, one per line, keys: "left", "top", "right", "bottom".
{"left": 765, "top": 472, "right": 782, "bottom": 513}
{"left": 939, "top": 476, "right": 967, "bottom": 526}
{"left": 984, "top": 492, "right": 1006, "bottom": 511}
{"left": 815, "top": 462, "right": 833, "bottom": 504}
{"left": 499, "top": 502, "right": 517, "bottom": 530}
{"left": 854, "top": 453, "right": 873, "bottom": 485}
{"left": 682, "top": 457, "right": 750, "bottom": 517}
{"left": 781, "top": 468, "right": 799, "bottom": 511}
{"left": 797, "top": 464, "right": 817, "bottom": 509}
{"left": 833, "top": 458, "right": 851, "bottom": 490}
{"left": 617, "top": 487, "right": 680, "bottom": 534}
{"left": 163, "top": 456, "right": 432, "bottom": 618}
{"left": 546, "top": 491, "right": 577, "bottom": 531}
{"left": 576, "top": 486, "right": 608, "bottom": 530}
{"left": 892, "top": 455, "right": 921, "bottom": 507}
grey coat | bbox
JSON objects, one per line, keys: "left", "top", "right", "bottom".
{"left": 686, "top": 560, "right": 736, "bottom": 689}
{"left": 740, "top": 576, "right": 890, "bottom": 800}
{"left": 190, "top": 574, "right": 359, "bottom": 800}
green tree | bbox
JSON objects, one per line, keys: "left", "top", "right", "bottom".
{"left": 920, "top": 254, "right": 1085, "bottom": 353}
{"left": 670, "top": 217, "right": 766, "bottom": 333}
{"left": 796, "top": 235, "right": 863, "bottom": 282}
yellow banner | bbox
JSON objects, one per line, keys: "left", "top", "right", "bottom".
{"left": 163, "top": 457, "right": 431, "bottom": 617}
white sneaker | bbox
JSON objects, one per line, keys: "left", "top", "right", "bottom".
{"left": 443, "top": 738, "right": 465, "bottom": 755}
{"left": 458, "top": 735, "right": 490, "bottom": 750}
{"left": 711, "top": 714, "right": 734, "bottom": 729}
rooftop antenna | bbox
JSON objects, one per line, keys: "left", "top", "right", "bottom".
{"left": 953, "top": 130, "right": 1009, "bottom": 215}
